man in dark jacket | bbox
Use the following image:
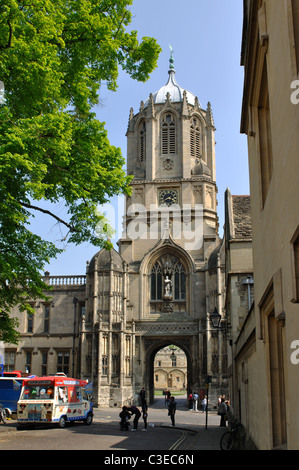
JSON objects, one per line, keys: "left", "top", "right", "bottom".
{"left": 168, "top": 396, "right": 177, "bottom": 426}
{"left": 128, "top": 405, "right": 141, "bottom": 431}
{"left": 119, "top": 406, "right": 131, "bottom": 431}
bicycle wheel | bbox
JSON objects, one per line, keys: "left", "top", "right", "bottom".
{"left": 220, "top": 431, "right": 235, "bottom": 450}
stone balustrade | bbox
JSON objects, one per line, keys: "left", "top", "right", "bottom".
{"left": 43, "top": 274, "right": 86, "bottom": 286}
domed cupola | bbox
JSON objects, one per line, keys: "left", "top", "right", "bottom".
{"left": 87, "top": 247, "right": 124, "bottom": 273}
{"left": 144, "top": 47, "right": 199, "bottom": 107}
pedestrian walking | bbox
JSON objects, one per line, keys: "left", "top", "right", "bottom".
{"left": 202, "top": 395, "right": 207, "bottom": 413}
{"left": 193, "top": 392, "right": 198, "bottom": 411}
{"left": 142, "top": 401, "right": 148, "bottom": 431}
{"left": 128, "top": 405, "right": 141, "bottom": 431}
{"left": 119, "top": 406, "right": 131, "bottom": 431}
{"left": 168, "top": 396, "right": 177, "bottom": 427}
{"left": 218, "top": 397, "right": 227, "bottom": 427}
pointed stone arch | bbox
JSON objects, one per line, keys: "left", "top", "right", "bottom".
{"left": 139, "top": 238, "right": 196, "bottom": 318}
{"left": 144, "top": 338, "right": 193, "bottom": 404}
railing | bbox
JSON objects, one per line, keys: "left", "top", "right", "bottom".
{"left": 43, "top": 275, "right": 86, "bottom": 286}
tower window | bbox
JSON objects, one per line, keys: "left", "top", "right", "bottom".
{"left": 161, "top": 113, "right": 176, "bottom": 155}
{"left": 190, "top": 117, "right": 201, "bottom": 158}
{"left": 139, "top": 121, "right": 146, "bottom": 162}
{"left": 151, "top": 262, "right": 163, "bottom": 300}
{"left": 174, "top": 262, "right": 186, "bottom": 300}
{"left": 151, "top": 258, "right": 186, "bottom": 302}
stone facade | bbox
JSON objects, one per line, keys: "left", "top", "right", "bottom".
{"left": 238, "top": 0, "right": 299, "bottom": 450}
{"left": 4, "top": 58, "right": 229, "bottom": 408}
{"left": 154, "top": 346, "right": 187, "bottom": 391}
{"left": 223, "top": 189, "right": 253, "bottom": 438}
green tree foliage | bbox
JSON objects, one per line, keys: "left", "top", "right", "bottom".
{"left": 0, "top": 0, "right": 161, "bottom": 343}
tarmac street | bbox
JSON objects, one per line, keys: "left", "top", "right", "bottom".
{"left": 0, "top": 395, "right": 227, "bottom": 452}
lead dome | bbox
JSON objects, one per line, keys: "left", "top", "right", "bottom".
{"left": 144, "top": 51, "right": 200, "bottom": 107}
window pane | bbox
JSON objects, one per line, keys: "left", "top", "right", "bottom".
{"left": 151, "top": 272, "right": 156, "bottom": 300}
{"left": 175, "top": 272, "right": 179, "bottom": 299}
{"left": 157, "top": 272, "right": 162, "bottom": 300}
{"left": 181, "top": 273, "right": 186, "bottom": 300}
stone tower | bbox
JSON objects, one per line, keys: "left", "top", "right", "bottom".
{"left": 82, "top": 54, "right": 227, "bottom": 407}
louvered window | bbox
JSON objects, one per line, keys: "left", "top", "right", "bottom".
{"left": 161, "top": 113, "right": 176, "bottom": 155}
{"left": 190, "top": 117, "right": 201, "bottom": 158}
{"left": 139, "top": 121, "right": 146, "bottom": 162}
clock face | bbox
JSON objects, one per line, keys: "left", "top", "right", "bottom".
{"left": 158, "top": 189, "right": 179, "bottom": 207}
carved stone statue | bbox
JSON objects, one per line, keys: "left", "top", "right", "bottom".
{"left": 164, "top": 275, "right": 172, "bottom": 300}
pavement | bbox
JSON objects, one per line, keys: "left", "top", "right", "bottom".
{"left": 147, "top": 395, "right": 227, "bottom": 451}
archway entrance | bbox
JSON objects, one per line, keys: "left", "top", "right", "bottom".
{"left": 145, "top": 339, "right": 193, "bottom": 404}
{"left": 153, "top": 345, "right": 187, "bottom": 395}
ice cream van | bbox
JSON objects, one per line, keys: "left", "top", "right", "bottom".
{"left": 17, "top": 376, "right": 93, "bottom": 428}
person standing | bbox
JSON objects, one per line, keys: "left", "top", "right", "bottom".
{"left": 219, "top": 397, "right": 227, "bottom": 427}
{"left": 168, "top": 396, "right": 177, "bottom": 427}
{"left": 139, "top": 387, "right": 146, "bottom": 406}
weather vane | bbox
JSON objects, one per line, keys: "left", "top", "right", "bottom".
{"left": 169, "top": 44, "right": 175, "bottom": 70}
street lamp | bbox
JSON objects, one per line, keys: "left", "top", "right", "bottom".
{"left": 209, "top": 307, "right": 221, "bottom": 329}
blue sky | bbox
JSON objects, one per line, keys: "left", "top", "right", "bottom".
{"left": 41, "top": 0, "right": 249, "bottom": 275}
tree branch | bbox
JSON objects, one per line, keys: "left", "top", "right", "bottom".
{"left": 20, "top": 202, "right": 79, "bottom": 233}
{"left": 0, "top": 19, "right": 13, "bottom": 50}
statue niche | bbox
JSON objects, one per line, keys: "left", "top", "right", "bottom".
{"left": 150, "top": 255, "right": 186, "bottom": 313}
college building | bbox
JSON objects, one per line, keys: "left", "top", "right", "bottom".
{"left": 232, "top": 0, "right": 299, "bottom": 450}
{"left": 4, "top": 54, "right": 236, "bottom": 409}
{"left": 3, "top": 1, "right": 299, "bottom": 450}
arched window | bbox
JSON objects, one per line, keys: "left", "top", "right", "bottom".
{"left": 161, "top": 113, "right": 176, "bottom": 155}
{"left": 190, "top": 117, "right": 201, "bottom": 158}
{"left": 174, "top": 262, "right": 186, "bottom": 300}
{"left": 151, "top": 262, "right": 162, "bottom": 300}
{"left": 150, "top": 258, "right": 186, "bottom": 302}
{"left": 139, "top": 120, "right": 146, "bottom": 162}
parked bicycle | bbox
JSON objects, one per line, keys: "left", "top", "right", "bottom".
{"left": 0, "top": 404, "right": 7, "bottom": 425}
{"left": 220, "top": 422, "right": 241, "bottom": 450}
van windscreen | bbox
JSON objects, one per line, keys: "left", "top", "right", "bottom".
{"left": 21, "top": 381, "right": 55, "bottom": 400}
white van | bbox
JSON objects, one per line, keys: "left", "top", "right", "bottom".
{"left": 17, "top": 375, "right": 93, "bottom": 428}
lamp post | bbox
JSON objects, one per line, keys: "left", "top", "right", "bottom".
{"left": 209, "top": 307, "right": 234, "bottom": 422}
{"left": 204, "top": 308, "right": 221, "bottom": 430}
{"left": 72, "top": 297, "right": 78, "bottom": 377}
{"left": 204, "top": 375, "right": 212, "bottom": 430}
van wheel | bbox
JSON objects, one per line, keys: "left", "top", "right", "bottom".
{"left": 84, "top": 413, "right": 93, "bottom": 425}
{"left": 59, "top": 416, "right": 67, "bottom": 428}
